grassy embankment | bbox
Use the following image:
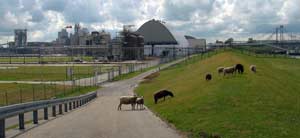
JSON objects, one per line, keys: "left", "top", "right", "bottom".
{"left": 135, "top": 51, "right": 300, "bottom": 138}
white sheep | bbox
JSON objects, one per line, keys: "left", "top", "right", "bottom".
{"left": 250, "top": 65, "right": 256, "bottom": 73}
{"left": 223, "top": 66, "right": 236, "bottom": 76}
{"left": 136, "top": 96, "right": 144, "bottom": 110}
{"left": 117, "top": 96, "right": 137, "bottom": 110}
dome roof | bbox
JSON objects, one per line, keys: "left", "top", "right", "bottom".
{"left": 136, "top": 19, "right": 178, "bottom": 45}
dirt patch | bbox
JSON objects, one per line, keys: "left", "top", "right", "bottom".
{"left": 142, "top": 72, "right": 160, "bottom": 83}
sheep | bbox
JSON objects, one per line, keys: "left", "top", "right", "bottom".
{"left": 217, "top": 67, "right": 224, "bottom": 75}
{"left": 117, "top": 95, "right": 137, "bottom": 110}
{"left": 223, "top": 66, "right": 236, "bottom": 76}
{"left": 154, "top": 90, "right": 174, "bottom": 104}
{"left": 250, "top": 65, "right": 256, "bottom": 73}
{"left": 235, "top": 64, "right": 244, "bottom": 74}
{"left": 206, "top": 73, "right": 212, "bottom": 81}
{"left": 136, "top": 96, "right": 144, "bottom": 110}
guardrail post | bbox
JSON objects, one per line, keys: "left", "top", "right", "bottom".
{"left": 44, "top": 107, "right": 48, "bottom": 120}
{"left": 64, "top": 103, "right": 68, "bottom": 112}
{"left": 79, "top": 100, "right": 82, "bottom": 106}
{"left": 0, "top": 119, "right": 5, "bottom": 138}
{"left": 19, "top": 113, "right": 25, "bottom": 130}
{"left": 52, "top": 106, "right": 56, "bottom": 117}
{"left": 69, "top": 102, "right": 72, "bottom": 110}
{"left": 33, "top": 110, "right": 38, "bottom": 124}
{"left": 59, "top": 104, "right": 63, "bottom": 115}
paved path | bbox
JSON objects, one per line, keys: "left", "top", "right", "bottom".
{"left": 13, "top": 58, "right": 186, "bottom": 138}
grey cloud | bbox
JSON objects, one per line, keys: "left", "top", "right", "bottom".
{"left": 42, "top": 0, "right": 67, "bottom": 12}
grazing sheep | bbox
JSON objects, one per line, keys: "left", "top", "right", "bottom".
{"left": 250, "top": 65, "right": 256, "bottom": 73}
{"left": 223, "top": 66, "right": 236, "bottom": 76}
{"left": 235, "top": 64, "right": 244, "bottom": 74}
{"left": 117, "top": 96, "right": 137, "bottom": 110}
{"left": 206, "top": 73, "right": 212, "bottom": 81}
{"left": 154, "top": 90, "right": 174, "bottom": 104}
{"left": 217, "top": 67, "right": 224, "bottom": 75}
{"left": 136, "top": 96, "right": 144, "bottom": 110}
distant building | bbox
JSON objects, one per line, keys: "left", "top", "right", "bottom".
{"left": 184, "top": 35, "right": 206, "bottom": 51}
{"left": 14, "top": 29, "right": 27, "bottom": 47}
{"left": 122, "top": 27, "right": 144, "bottom": 60}
{"left": 56, "top": 29, "right": 70, "bottom": 45}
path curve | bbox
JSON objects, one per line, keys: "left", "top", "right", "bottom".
{"left": 15, "top": 61, "right": 184, "bottom": 138}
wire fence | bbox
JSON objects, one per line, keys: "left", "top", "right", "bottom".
{"left": 231, "top": 46, "right": 299, "bottom": 59}
{"left": 0, "top": 47, "right": 207, "bottom": 106}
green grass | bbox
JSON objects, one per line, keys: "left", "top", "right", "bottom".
{"left": 135, "top": 51, "right": 300, "bottom": 138}
{"left": 0, "top": 83, "right": 98, "bottom": 106}
{"left": 0, "top": 66, "right": 118, "bottom": 81}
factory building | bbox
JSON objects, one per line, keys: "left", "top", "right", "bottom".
{"left": 56, "top": 29, "right": 70, "bottom": 45}
{"left": 14, "top": 29, "right": 27, "bottom": 47}
{"left": 121, "top": 27, "right": 144, "bottom": 60}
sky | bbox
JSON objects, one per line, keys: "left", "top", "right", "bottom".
{"left": 0, "top": 0, "right": 300, "bottom": 45}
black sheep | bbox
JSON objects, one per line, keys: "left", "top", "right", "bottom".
{"left": 206, "top": 74, "right": 212, "bottom": 81}
{"left": 235, "top": 64, "right": 244, "bottom": 74}
{"left": 154, "top": 90, "right": 174, "bottom": 104}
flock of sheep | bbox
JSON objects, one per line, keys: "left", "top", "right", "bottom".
{"left": 206, "top": 64, "right": 257, "bottom": 81}
{"left": 117, "top": 63, "right": 257, "bottom": 110}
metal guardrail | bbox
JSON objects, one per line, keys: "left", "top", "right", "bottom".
{"left": 0, "top": 92, "right": 97, "bottom": 138}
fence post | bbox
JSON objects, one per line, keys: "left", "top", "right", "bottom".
{"left": 33, "top": 110, "right": 38, "bottom": 124}
{"left": 119, "top": 66, "right": 122, "bottom": 76}
{"left": 44, "top": 107, "right": 48, "bottom": 120}
{"left": 64, "top": 103, "right": 68, "bottom": 112}
{"left": 32, "top": 85, "right": 35, "bottom": 101}
{"left": 19, "top": 88, "right": 23, "bottom": 103}
{"left": 19, "top": 113, "right": 25, "bottom": 130}
{"left": 0, "top": 119, "right": 5, "bottom": 138}
{"left": 52, "top": 106, "right": 56, "bottom": 117}
{"left": 59, "top": 104, "right": 63, "bottom": 115}
{"left": 5, "top": 91, "right": 8, "bottom": 106}
{"left": 43, "top": 84, "right": 46, "bottom": 99}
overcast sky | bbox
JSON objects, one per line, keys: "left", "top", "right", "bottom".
{"left": 0, "top": 0, "right": 300, "bottom": 45}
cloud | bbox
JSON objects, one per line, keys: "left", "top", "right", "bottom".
{"left": 1, "top": 0, "right": 300, "bottom": 44}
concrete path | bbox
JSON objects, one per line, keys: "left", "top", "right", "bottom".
{"left": 13, "top": 58, "right": 186, "bottom": 138}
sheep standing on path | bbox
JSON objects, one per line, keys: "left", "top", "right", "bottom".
{"left": 250, "top": 65, "right": 256, "bottom": 73}
{"left": 136, "top": 96, "right": 144, "bottom": 110}
{"left": 117, "top": 96, "right": 137, "bottom": 110}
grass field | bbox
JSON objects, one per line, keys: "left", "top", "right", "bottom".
{"left": 0, "top": 56, "right": 94, "bottom": 63}
{"left": 135, "top": 51, "right": 300, "bottom": 138}
{"left": 0, "top": 83, "right": 98, "bottom": 106}
{"left": 0, "top": 66, "right": 118, "bottom": 81}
